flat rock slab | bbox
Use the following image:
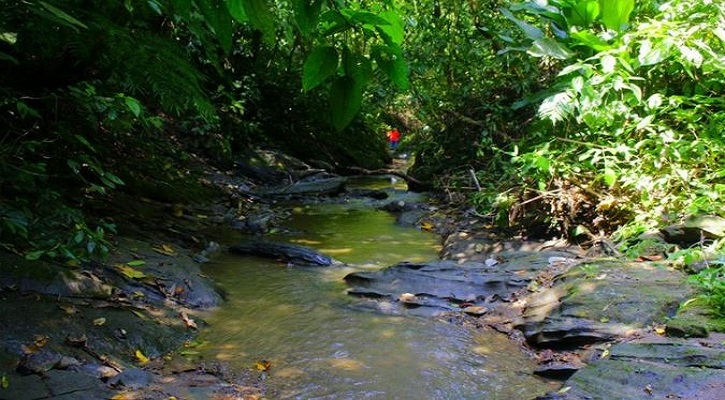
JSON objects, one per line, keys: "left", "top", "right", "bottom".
{"left": 256, "top": 177, "right": 347, "bottom": 197}
{"left": 344, "top": 251, "right": 576, "bottom": 314}
{"left": 537, "top": 336, "right": 725, "bottom": 400}
{"left": 518, "top": 260, "right": 695, "bottom": 348}
{"left": 229, "top": 239, "right": 340, "bottom": 267}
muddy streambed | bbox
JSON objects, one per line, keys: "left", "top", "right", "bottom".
{"left": 195, "top": 191, "right": 555, "bottom": 398}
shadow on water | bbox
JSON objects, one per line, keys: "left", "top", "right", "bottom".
{"left": 197, "top": 198, "right": 555, "bottom": 399}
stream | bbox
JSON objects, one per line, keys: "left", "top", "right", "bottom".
{"left": 196, "top": 179, "right": 556, "bottom": 399}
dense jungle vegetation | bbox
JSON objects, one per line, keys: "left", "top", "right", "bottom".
{"left": 1, "top": 0, "right": 725, "bottom": 315}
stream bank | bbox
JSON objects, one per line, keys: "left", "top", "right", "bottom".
{"left": 1, "top": 150, "right": 723, "bottom": 399}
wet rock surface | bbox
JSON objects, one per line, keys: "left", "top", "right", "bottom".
{"left": 343, "top": 209, "right": 724, "bottom": 400}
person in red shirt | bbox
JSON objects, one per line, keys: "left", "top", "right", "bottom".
{"left": 386, "top": 128, "right": 401, "bottom": 150}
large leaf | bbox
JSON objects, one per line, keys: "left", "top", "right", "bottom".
{"left": 330, "top": 76, "right": 363, "bottom": 131}
{"left": 528, "top": 37, "right": 574, "bottom": 59}
{"left": 568, "top": 0, "right": 599, "bottom": 28}
{"left": 293, "top": 0, "right": 323, "bottom": 36}
{"left": 570, "top": 30, "right": 612, "bottom": 52}
{"left": 372, "top": 44, "right": 408, "bottom": 90}
{"left": 500, "top": 7, "right": 543, "bottom": 40}
{"left": 225, "top": 0, "right": 247, "bottom": 21}
{"left": 599, "top": 0, "right": 634, "bottom": 31}
{"left": 375, "top": 10, "right": 405, "bottom": 46}
{"left": 349, "top": 11, "right": 389, "bottom": 27}
{"left": 241, "top": 0, "right": 276, "bottom": 43}
{"left": 319, "top": 10, "right": 352, "bottom": 36}
{"left": 302, "top": 46, "right": 338, "bottom": 91}
{"left": 199, "top": 0, "right": 233, "bottom": 53}
{"left": 38, "top": 1, "right": 88, "bottom": 30}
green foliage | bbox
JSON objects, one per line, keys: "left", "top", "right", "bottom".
{"left": 474, "top": 0, "right": 725, "bottom": 240}
{"left": 688, "top": 261, "right": 725, "bottom": 318}
{"left": 402, "top": 0, "right": 543, "bottom": 189}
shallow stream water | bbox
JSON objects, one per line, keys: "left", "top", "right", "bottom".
{"left": 196, "top": 181, "right": 555, "bottom": 399}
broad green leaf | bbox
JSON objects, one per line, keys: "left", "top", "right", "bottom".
{"left": 293, "top": 0, "right": 322, "bottom": 36}
{"left": 344, "top": 51, "right": 372, "bottom": 86}
{"left": 372, "top": 45, "right": 409, "bottom": 90}
{"left": 375, "top": 10, "right": 405, "bottom": 46}
{"left": 569, "top": 30, "right": 611, "bottom": 52}
{"left": 226, "top": 0, "right": 247, "bottom": 21}
{"left": 319, "top": 10, "right": 351, "bottom": 36}
{"left": 124, "top": 97, "right": 142, "bottom": 117}
{"left": 568, "top": 0, "right": 599, "bottom": 28}
{"left": 350, "top": 11, "right": 389, "bottom": 27}
{"left": 147, "top": 0, "right": 163, "bottom": 15}
{"left": 302, "top": 46, "right": 338, "bottom": 91}
{"left": 528, "top": 37, "right": 573, "bottom": 59}
{"left": 329, "top": 76, "right": 363, "bottom": 131}
{"left": 638, "top": 39, "right": 671, "bottom": 66}
{"left": 500, "top": 7, "right": 543, "bottom": 40}
{"left": 25, "top": 250, "right": 46, "bottom": 260}
{"left": 241, "top": 0, "right": 276, "bottom": 43}
{"left": 0, "top": 32, "right": 17, "bottom": 45}
{"left": 38, "top": 1, "right": 88, "bottom": 30}
{"left": 599, "top": 0, "right": 634, "bottom": 31}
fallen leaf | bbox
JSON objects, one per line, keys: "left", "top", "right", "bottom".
{"left": 1, "top": 374, "right": 8, "bottom": 389}
{"left": 126, "top": 259, "right": 146, "bottom": 267}
{"left": 59, "top": 305, "right": 79, "bottom": 315}
{"left": 255, "top": 359, "right": 272, "bottom": 371}
{"left": 117, "top": 265, "right": 147, "bottom": 279}
{"left": 152, "top": 244, "right": 176, "bottom": 256}
{"left": 135, "top": 349, "right": 149, "bottom": 365}
{"left": 654, "top": 325, "right": 666, "bottom": 335}
{"left": 419, "top": 221, "right": 434, "bottom": 231}
{"left": 93, "top": 317, "right": 106, "bottom": 326}
{"left": 179, "top": 311, "right": 198, "bottom": 330}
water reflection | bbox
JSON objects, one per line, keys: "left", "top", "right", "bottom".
{"left": 197, "top": 203, "right": 553, "bottom": 399}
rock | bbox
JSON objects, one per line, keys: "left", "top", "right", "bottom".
{"left": 256, "top": 177, "right": 347, "bottom": 197}
{"left": 229, "top": 239, "right": 338, "bottom": 267}
{"left": 517, "top": 260, "right": 694, "bottom": 348}
{"left": 16, "top": 349, "right": 64, "bottom": 375}
{"left": 344, "top": 253, "right": 561, "bottom": 314}
{"left": 538, "top": 338, "right": 725, "bottom": 399}
{"left": 462, "top": 306, "right": 488, "bottom": 316}
{"left": 533, "top": 361, "right": 581, "bottom": 380}
{"left": 107, "top": 367, "right": 153, "bottom": 389}
{"left": 660, "top": 214, "right": 725, "bottom": 247}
